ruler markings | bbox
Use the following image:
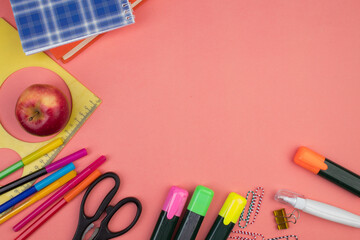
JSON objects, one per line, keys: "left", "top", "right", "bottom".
{"left": 0, "top": 99, "right": 100, "bottom": 209}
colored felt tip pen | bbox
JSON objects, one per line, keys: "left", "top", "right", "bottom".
{"left": 294, "top": 147, "right": 360, "bottom": 197}
{"left": 15, "top": 170, "right": 102, "bottom": 239}
{"left": 174, "top": 185, "right": 214, "bottom": 240}
{"left": 0, "top": 171, "right": 76, "bottom": 224}
{"left": 0, "top": 138, "right": 63, "bottom": 180}
{"left": 0, "top": 148, "right": 87, "bottom": 195}
{"left": 0, "top": 163, "right": 75, "bottom": 214}
{"left": 151, "top": 186, "right": 189, "bottom": 240}
{"left": 275, "top": 189, "right": 360, "bottom": 228}
{"left": 205, "top": 192, "right": 247, "bottom": 240}
{"left": 13, "top": 156, "right": 106, "bottom": 231}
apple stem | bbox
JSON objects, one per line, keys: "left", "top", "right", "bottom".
{"left": 29, "top": 111, "right": 40, "bottom": 121}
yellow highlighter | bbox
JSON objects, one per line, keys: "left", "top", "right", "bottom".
{"left": 0, "top": 138, "right": 64, "bottom": 180}
{"left": 205, "top": 192, "right": 247, "bottom": 240}
{"left": 0, "top": 170, "right": 76, "bottom": 224}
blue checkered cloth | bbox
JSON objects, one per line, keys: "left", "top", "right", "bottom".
{"left": 10, "top": 0, "right": 135, "bottom": 55}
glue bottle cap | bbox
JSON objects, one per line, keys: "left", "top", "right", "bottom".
{"left": 274, "top": 189, "right": 305, "bottom": 206}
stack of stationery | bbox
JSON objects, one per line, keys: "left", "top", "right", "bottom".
{"left": 9, "top": 0, "right": 135, "bottom": 55}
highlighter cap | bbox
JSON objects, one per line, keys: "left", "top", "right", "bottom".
{"left": 219, "top": 192, "right": 247, "bottom": 225}
{"left": 187, "top": 185, "right": 214, "bottom": 217}
{"left": 294, "top": 146, "right": 328, "bottom": 174}
{"left": 162, "top": 186, "right": 189, "bottom": 219}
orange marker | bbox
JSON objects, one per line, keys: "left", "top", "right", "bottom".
{"left": 15, "top": 170, "right": 102, "bottom": 240}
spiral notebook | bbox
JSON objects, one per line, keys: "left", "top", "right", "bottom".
{"left": 10, "top": 0, "right": 135, "bottom": 55}
{"left": 50, "top": 0, "right": 144, "bottom": 63}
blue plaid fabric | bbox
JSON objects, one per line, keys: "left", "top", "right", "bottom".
{"left": 10, "top": 0, "right": 135, "bottom": 55}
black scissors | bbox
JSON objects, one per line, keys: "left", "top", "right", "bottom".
{"left": 73, "top": 172, "right": 142, "bottom": 240}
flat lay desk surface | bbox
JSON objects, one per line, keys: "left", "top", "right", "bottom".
{"left": 0, "top": 0, "right": 360, "bottom": 239}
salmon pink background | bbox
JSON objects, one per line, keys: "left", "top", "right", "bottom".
{"left": 1, "top": 0, "right": 360, "bottom": 239}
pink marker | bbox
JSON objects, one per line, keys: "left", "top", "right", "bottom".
{"left": 150, "top": 186, "right": 188, "bottom": 240}
{"left": 13, "top": 156, "right": 106, "bottom": 232}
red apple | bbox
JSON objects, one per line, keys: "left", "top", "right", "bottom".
{"left": 15, "top": 84, "right": 70, "bottom": 136}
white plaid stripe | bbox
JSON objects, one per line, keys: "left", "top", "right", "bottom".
{"left": 10, "top": 0, "right": 134, "bottom": 55}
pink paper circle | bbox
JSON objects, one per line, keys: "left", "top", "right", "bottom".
{"left": 0, "top": 67, "right": 72, "bottom": 143}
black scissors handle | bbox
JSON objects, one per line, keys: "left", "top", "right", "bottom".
{"left": 73, "top": 172, "right": 142, "bottom": 240}
{"left": 93, "top": 197, "right": 142, "bottom": 240}
{"left": 73, "top": 172, "right": 120, "bottom": 240}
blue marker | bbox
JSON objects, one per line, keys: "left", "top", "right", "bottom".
{"left": 0, "top": 163, "right": 75, "bottom": 214}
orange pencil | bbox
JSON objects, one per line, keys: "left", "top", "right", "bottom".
{"left": 15, "top": 170, "right": 102, "bottom": 240}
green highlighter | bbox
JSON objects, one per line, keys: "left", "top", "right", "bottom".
{"left": 205, "top": 192, "right": 247, "bottom": 240}
{"left": 174, "top": 185, "right": 214, "bottom": 240}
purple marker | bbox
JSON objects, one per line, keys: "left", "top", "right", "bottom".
{"left": 0, "top": 149, "right": 87, "bottom": 195}
{"left": 13, "top": 155, "right": 106, "bottom": 232}
{"left": 151, "top": 186, "right": 189, "bottom": 240}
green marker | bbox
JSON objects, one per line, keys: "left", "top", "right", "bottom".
{"left": 174, "top": 185, "right": 214, "bottom": 240}
{"left": 0, "top": 138, "right": 63, "bottom": 180}
{"left": 205, "top": 192, "right": 247, "bottom": 240}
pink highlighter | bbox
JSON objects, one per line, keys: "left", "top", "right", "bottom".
{"left": 13, "top": 155, "right": 106, "bottom": 232}
{"left": 150, "top": 186, "right": 189, "bottom": 240}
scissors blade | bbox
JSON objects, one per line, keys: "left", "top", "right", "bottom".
{"left": 81, "top": 223, "right": 94, "bottom": 240}
{"left": 88, "top": 227, "right": 100, "bottom": 240}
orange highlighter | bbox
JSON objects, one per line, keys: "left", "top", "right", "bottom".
{"left": 15, "top": 170, "right": 102, "bottom": 240}
{"left": 294, "top": 147, "right": 360, "bottom": 197}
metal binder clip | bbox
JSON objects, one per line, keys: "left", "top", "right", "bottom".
{"left": 273, "top": 208, "right": 300, "bottom": 230}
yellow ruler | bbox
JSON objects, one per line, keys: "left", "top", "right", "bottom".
{"left": 0, "top": 18, "right": 101, "bottom": 208}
